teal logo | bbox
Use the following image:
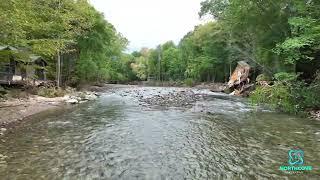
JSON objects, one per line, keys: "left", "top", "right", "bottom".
{"left": 288, "top": 149, "right": 304, "bottom": 165}
{"left": 279, "top": 148, "right": 313, "bottom": 172}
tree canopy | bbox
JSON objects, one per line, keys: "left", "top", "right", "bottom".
{"left": 0, "top": 0, "right": 128, "bottom": 84}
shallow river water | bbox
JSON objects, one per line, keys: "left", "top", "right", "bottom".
{"left": 0, "top": 86, "right": 319, "bottom": 179}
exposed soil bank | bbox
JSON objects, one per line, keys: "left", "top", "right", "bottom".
{"left": 0, "top": 84, "right": 132, "bottom": 129}
{"left": 0, "top": 96, "right": 65, "bottom": 133}
{"left": 0, "top": 89, "right": 100, "bottom": 134}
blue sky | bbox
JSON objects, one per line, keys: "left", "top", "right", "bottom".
{"left": 90, "top": 0, "right": 205, "bottom": 52}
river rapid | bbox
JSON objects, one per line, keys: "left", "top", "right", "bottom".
{"left": 0, "top": 86, "right": 319, "bottom": 179}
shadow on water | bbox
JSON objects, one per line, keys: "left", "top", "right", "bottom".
{"left": 0, "top": 87, "right": 319, "bottom": 179}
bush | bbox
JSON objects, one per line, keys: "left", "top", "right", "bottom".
{"left": 0, "top": 86, "right": 7, "bottom": 98}
{"left": 256, "top": 74, "right": 272, "bottom": 82}
{"left": 184, "top": 78, "right": 195, "bottom": 87}
{"left": 250, "top": 72, "right": 320, "bottom": 114}
{"left": 37, "top": 87, "right": 66, "bottom": 98}
{"left": 293, "top": 72, "right": 320, "bottom": 110}
{"left": 274, "top": 72, "right": 298, "bottom": 82}
{"left": 250, "top": 82, "right": 297, "bottom": 113}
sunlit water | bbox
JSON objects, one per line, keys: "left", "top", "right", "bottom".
{"left": 0, "top": 87, "right": 319, "bottom": 179}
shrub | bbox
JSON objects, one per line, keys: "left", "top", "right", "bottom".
{"left": 250, "top": 72, "right": 320, "bottom": 114}
{"left": 250, "top": 82, "right": 297, "bottom": 113}
{"left": 37, "top": 87, "right": 66, "bottom": 98}
{"left": 293, "top": 72, "right": 320, "bottom": 110}
{"left": 0, "top": 86, "right": 7, "bottom": 98}
{"left": 256, "top": 74, "right": 272, "bottom": 82}
{"left": 184, "top": 78, "right": 195, "bottom": 87}
{"left": 274, "top": 72, "right": 298, "bottom": 82}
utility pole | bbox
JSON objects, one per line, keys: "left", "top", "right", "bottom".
{"left": 158, "top": 46, "right": 161, "bottom": 81}
{"left": 57, "top": 51, "right": 61, "bottom": 87}
{"left": 57, "top": 0, "right": 61, "bottom": 87}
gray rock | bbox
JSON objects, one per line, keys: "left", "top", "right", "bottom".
{"left": 66, "top": 99, "right": 79, "bottom": 104}
{"left": 83, "top": 94, "right": 97, "bottom": 101}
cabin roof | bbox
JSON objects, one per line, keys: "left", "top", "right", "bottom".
{"left": 29, "top": 55, "right": 47, "bottom": 66}
{"left": 0, "top": 45, "right": 18, "bottom": 51}
{"left": 0, "top": 45, "right": 47, "bottom": 66}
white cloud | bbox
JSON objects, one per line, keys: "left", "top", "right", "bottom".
{"left": 90, "top": 0, "right": 204, "bottom": 52}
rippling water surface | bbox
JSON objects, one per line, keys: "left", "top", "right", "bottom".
{"left": 0, "top": 87, "right": 319, "bottom": 179}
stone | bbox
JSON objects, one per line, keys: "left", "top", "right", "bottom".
{"left": 83, "top": 94, "right": 97, "bottom": 101}
{"left": 66, "top": 99, "right": 79, "bottom": 104}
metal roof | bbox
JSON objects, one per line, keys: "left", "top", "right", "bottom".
{"left": 0, "top": 45, "right": 47, "bottom": 65}
{"left": 0, "top": 45, "right": 18, "bottom": 51}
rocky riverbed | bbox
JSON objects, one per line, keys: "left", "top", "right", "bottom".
{"left": 139, "top": 90, "right": 206, "bottom": 108}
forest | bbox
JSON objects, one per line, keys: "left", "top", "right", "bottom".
{"left": 0, "top": 0, "right": 128, "bottom": 85}
{"left": 130, "top": 0, "right": 320, "bottom": 114}
{"left": 1, "top": 0, "right": 320, "bottom": 114}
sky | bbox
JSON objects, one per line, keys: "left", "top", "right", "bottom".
{"left": 90, "top": 0, "right": 205, "bottom": 52}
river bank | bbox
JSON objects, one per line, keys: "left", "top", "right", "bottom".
{"left": 0, "top": 88, "right": 100, "bottom": 134}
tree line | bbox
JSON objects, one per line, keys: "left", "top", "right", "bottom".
{"left": 130, "top": 0, "right": 320, "bottom": 113}
{"left": 129, "top": 22, "right": 232, "bottom": 83}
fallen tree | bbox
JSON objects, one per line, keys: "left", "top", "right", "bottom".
{"left": 225, "top": 61, "right": 253, "bottom": 96}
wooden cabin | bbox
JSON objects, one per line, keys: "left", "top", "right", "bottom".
{"left": 0, "top": 45, "right": 47, "bottom": 85}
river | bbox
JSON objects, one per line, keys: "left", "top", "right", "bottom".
{"left": 0, "top": 86, "right": 319, "bottom": 179}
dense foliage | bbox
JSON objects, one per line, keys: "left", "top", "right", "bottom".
{"left": 199, "top": 0, "right": 320, "bottom": 113}
{"left": 130, "top": 22, "right": 234, "bottom": 83}
{"left": 0, "top": 0, "right": 128, "bottom": 85}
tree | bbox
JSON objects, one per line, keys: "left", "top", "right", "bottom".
{"left": 0, "top": 0, "right": 129, "bottom": 85}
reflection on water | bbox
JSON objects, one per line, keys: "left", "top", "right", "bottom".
{"left": 0, "top": 87, "right": 319, "bottom": 179}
